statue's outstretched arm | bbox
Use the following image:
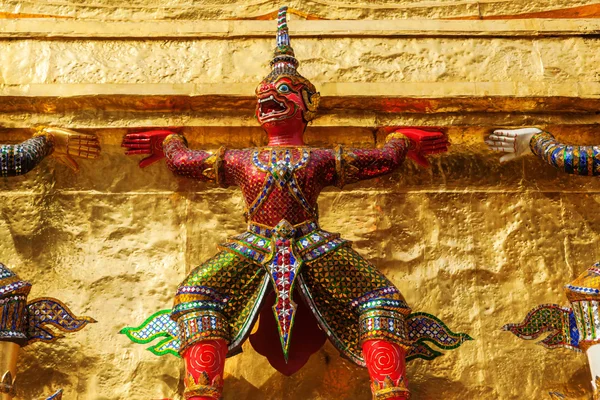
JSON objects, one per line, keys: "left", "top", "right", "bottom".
{"left": 335, "top": 128, "right": 448, "bottom": 187}
{"left": 1, "top": 135, "right": 52, "bottom": 177}
{"left": 1, "top": 127, "right": 100, "bottom": 176}
{"left": 487, "top": 128, "right": 600, "bottom": 176}
{"left": 122, "top": 130, "right": 229, "bottom": 184}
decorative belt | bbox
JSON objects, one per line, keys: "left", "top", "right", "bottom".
{"left": 247, "top": 219, "right": 320, "bottom": 238}
{"left": 220, "top": 219, "right": 347, "bottom": 265}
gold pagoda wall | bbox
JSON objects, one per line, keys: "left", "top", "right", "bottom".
{"left": 2, "top": 1, "right": 600, "bottom": 399}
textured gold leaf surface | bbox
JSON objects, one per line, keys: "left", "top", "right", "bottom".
{"left": 0, "top": 0, "right": 598, "bottom": 20}
{"left": 0, "top": 126, "right": 597, "bottom": 399}
{"left": 0, "top": 1, "right": 599, "bottom": 398}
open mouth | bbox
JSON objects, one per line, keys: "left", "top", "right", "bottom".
{"left": 258, "top": 95, "right": 287, "bottom": 119}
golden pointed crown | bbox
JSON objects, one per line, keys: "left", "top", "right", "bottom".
{"left": 262, "top": 6, "right": 313, "bottom": 89}
{"left": 0, "top": 371, "right": 16, "bottom": 396}
{"left": 371, "top": 376, "right": 410, "bottom": 400}
{"left": 257, "top": 6, "right": 320, "bottom": 121}
{"left": 270, "top": 7, "right": 299, "bottom": 72}
{"left": 183, "top": 372, "right": 224, "bottom": 400}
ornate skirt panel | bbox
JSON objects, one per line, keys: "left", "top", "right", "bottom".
{"left": 299, "top": 245, "right": 412, "bottom": 366}
{"left": 0, "top": 296, "right": 29, "bottom": 343}
{"left": 564, "top": 263, "right": 600, "bottom": 350}
{"left": 129, "top": 216, "right": 470, "bottom": 363}
{"left": 172, "top": 251, "right": 270, "bottom": 355}
{"left": 171, "top": 242, "right": 411, "bottom": 364}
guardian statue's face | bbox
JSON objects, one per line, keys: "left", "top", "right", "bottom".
{"left": 255, "top": 75, "right": 320, "bottom": 135}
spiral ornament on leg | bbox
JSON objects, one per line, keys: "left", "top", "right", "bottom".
{"left": 363, "top": 339, "right": 410, "bottom": 400}
{"left": 183, "top": 339, "right": 227, "bottom": 400}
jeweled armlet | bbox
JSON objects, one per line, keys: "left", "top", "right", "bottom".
{"left": 530, "top": 131, "right": 600, "bottom": 176}
{"left": 0, "top": 136, "right": 53, "bottom": 177}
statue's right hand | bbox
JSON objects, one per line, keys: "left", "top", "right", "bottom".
{"left": 122, "top": 130, "right": 174, "bottom": 168}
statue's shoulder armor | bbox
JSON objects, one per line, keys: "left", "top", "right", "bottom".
{"left": 203, "top": 146, "right": 230, "bottom": 187}
{"left": 334, "top": 145, "right": 360, "bottom": 188}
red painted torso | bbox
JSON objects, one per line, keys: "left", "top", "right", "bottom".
{"left": 223, "top": 147, "right": 336, "bottom": 227}
{"left": 163, "top": 134, "right": 408, "bottom": 226}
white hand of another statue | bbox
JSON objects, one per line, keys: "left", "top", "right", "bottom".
{"left": 486, "top": 128, "right": 542, "bottom": 163}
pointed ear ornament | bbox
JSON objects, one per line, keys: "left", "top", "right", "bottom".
{"left": 302, "top": 89, "right": 320, "bottom": 122}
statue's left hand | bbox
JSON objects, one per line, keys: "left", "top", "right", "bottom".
{"left": 35, "top": 127, "right": 101, "bottom": 172}
{"left": 394, "top": 128, "right": 449, "bottom": 167}
{"left": 486, "top": 127, "right": 542, "bottom": 163}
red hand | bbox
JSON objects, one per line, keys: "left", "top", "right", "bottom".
{"left": 384, "top": 127, "right": 450, "bottom": 167}
{"left": 121, "top": 130, "right": 175, "bottom": 168}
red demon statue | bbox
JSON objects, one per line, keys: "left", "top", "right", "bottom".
{"left": 121, "top": 7, "right": 470, "bottom": 400}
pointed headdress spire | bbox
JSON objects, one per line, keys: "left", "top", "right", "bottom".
{"left": 258, "top": 5, "right": 320, "bottom": 121}
{"left": 270, "top": 6, "right": 299, "bottom": 74}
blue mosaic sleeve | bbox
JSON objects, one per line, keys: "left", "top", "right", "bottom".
{"left": 0, "top": 136, "right": 53, "bottom": 177}
{"left": 530, "top": 131, "right": 600, "bottom": 176}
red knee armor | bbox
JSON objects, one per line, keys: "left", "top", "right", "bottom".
{"left": 183, "top": 339, "right": 228, "bottom": 400}
{"left": 362, "top": 339, "right": 410, "bottom": 400}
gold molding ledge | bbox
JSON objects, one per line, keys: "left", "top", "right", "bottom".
{"left": 2, "top": 110, "right": 599, "bottom": 129}
{"left": 1, "top": 81, "right": 600, "bottom": 128}
{"left": 2, "top": 93, "right": 600, "bottom": 114}
{"left": 2, "top": 1, "right": 600, "bottom": 21}
{"left": 2, "top": 18, "right": 600, "bottom": 39}
{"left": 2, "top": 82, "right": 599, "bottom": 101}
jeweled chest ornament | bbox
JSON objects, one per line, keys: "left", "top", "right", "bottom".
{"left": 248, "top": 149, "right": 315, "bottom": 221}
{"left": 252, "top": 149, "right": 309, "bottom": 187}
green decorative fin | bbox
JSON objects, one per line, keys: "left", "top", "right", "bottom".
{"left": 406, "top": 312, "right": 473, "bottom": 362}
{"left": 406, "top": 342, "right": 443, "bottom": 362}
{"left": 120, "top": 309, "right": 181, "bottom": 358}
{"left": 502, "top": 303, "right": 579, "bottom": 351}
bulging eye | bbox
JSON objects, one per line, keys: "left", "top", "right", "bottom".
{"left": 278, "top": 84, "right": 290, "bottom": 93}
